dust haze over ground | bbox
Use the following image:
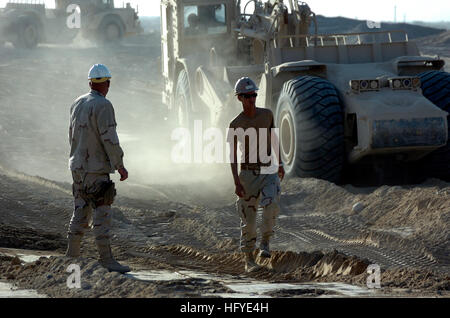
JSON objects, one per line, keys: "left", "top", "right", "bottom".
{"left": 0, "top": 26, "right": 449, "bottom": 299}
{"left": 0, "top": 32, "right": 233, "bottom": 193}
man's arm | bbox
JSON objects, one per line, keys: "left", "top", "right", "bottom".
{"left": 69, "top": 124, "right": 72, "bottom": 147}
{"left": 96, "top": 102, "right": 127, "bottom": 180}
{"left": 228, "top": 133, "right": 245, "bottom": 197}
{"left": 69, "top": 104, "right": 74, "bottom": 147}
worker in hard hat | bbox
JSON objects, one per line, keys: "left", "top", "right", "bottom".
{"left": 227, "top": 77, "right": 285, "bottom": 273}
{"left": 66, "top": 63, "right": 130, "bottom": 274}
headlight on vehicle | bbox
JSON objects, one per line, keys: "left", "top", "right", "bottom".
{"left": 394, "top": 79, "right": 402, "bottom": 89}
{"left": 412, "top": 77, "right": 421, "bottom": 89}
{"left": 389, "top": 77, "right": 420, "bottom": 91}
{"left": 370, "top": 80, "right": 379, "bottom": 89}
{"left": 360, "top": 80, "right": 369, "bottom": 90}
{"left": 350, "top": 80, "right": 360, "bottom": 91}
{"left": 403, "top": 78, "right": 412, "bottom": 88}
{"left": 349, "top": 79, "right": 380, "bottom": 93}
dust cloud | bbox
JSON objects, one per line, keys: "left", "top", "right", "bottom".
{"left": 0, "top": 34, "right": 236, "bottom": 205}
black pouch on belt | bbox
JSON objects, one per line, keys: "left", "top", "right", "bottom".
{"left": 93, "top": 180, "right": 117, "bottom": 207}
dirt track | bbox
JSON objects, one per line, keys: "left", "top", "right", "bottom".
{"left": 0, "top": 37, "right": 449, "bottom": 298}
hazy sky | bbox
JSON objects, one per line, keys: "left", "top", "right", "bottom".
{"left": 0, "top": 0, "right": 449, "bottom": 22}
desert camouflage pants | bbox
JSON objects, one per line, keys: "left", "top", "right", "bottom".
{"left": 236, "top": 170, "right": 281, "bottom": 253}
{"left": 68, "top": 170, "right": 112, "bottom": 240}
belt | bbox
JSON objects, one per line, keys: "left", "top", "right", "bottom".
{"left": 240, "top": 163, "right": 271, "bottom": 171}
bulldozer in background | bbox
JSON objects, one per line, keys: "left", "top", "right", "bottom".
{"left": 160, "top": 0, "right": 450, "bottom": 184}
{"left": 0, "top": 0, "right": 142, "bottom": 48}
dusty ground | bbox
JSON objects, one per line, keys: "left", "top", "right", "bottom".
{"left": 416, "top": 30, "right": 450, "bottom": 58}
{"left": 0, "top": 34, "right": 449, "bottom": 298}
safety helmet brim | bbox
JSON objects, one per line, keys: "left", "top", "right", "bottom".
{"left": 88, "top": 64, "right": 112, "bottom": 82}
{"left": 234, "top": 77, "right": 259, "bottom": 95}
{"left": 90, "top": 77, "right": 111, "bottom": 83}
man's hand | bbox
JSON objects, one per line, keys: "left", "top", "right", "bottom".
{"left": 118, "top": 167, "right": 128, "bottom": 181}
{"left": 235, "top": 181, "right": 246, "bottom": 198}
{"left": 278, "top": 165, "right": 285, "bottom": 181}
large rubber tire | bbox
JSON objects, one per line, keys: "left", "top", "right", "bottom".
{"left": 275, "top": 76, "right": 345, "bottom": 183}
{"left": 12, "top": 15, "right": 40, "bottom": 49}
{"left": 418, "top": 70, "right": 450, "bottom": 181}
{"left": 172, "top": 69, "right": 210, "bottom": 130}
{"left": 97, "top": 16, "right": 124, "bottom": 45}
{"left": 174, "top": 69, "right": 193, "bottom": 128}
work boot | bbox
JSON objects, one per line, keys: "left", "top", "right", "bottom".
{"left": 244, "top": 252, "right": 259, "bottom": 273}
{"left": 259, "top": 241, "right": 271, "bottom": 258}
{"left": 95, "top": 238, "right": 130, "bottom": 274}
{"left": 65, "top": 234, "right": 82, "bottom": 258}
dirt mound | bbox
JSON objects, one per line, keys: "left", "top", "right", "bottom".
{"left": 0, "top": 255, "right": 228, "bottom": 298}
{"left": 281, "top": 177, "right": 450, "bottom": 269}
{"left": 0, "top": 245, "right": 370, "bottom": 298}
{"left": 137, "top": 245, "right": 370, "bottom": 281}
{"left": 417, "top": 31, "right": 450, "bottom": 47}
{"left": 0, "top": 224, "right": 66, "bottom": 251}
{"left": 416, "top": 30, "right": 450, "bottom": 57}
{"left": 348, "top": 267, "right": 450, "bottom": 294}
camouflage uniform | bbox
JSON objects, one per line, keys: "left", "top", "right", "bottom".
{"left": 68, "top": 89, "right": 124, "bottom": 240}
{"left": 237, "top": 170, "right": 281, "bottom": 253}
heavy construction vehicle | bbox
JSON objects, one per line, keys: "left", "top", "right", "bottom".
{"left": 160, "top": 0, "right": 450, "bottom": 183}
{"left": 0, "top": 0, "right": 142, "bottom": 48}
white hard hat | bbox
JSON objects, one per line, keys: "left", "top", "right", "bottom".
{"left": 234, "top": 77, "right": 259, "bottom": 95}
{"left": 88, "top": 64, "right": 112, "bottom": 83}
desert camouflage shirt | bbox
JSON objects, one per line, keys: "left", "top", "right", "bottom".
{"left": 69, "top": 90, "right": 124, "bottom": 173}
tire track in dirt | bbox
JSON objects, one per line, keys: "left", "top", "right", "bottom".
{"left": 273, "top": 213, "right": 444, "bottom": 272}
{"left": 174, "top": 202, "right": 446, "bottom": 273}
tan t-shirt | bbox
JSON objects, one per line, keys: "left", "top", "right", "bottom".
{"left": 227, "top": 108, "right": 275, "bottom": 165}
